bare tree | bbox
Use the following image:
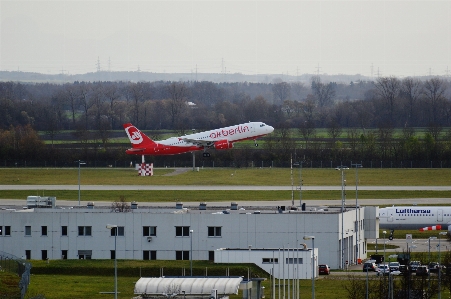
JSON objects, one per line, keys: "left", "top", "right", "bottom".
{"left": 167, "top": 82, "right": 189, "bottom": 129}
{"left": 423, "top": 77, "right": 447, "bottom": 124}
{"left": 111, "top": 196, "right": 131, "bottom": 212}
{"left": 272, "top": 82, "right": 291, "bottom": 103}
{"left": 374, "top": 76, "right": 401, "bottom": 124}
{"left": 311, "top": 76, "right": 336, "bottom": 108}
{"left": 400, "top": 77, "right": 423, "bottom": 126}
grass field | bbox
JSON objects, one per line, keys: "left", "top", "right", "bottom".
{"left": 24, "top": 260, "right": 350, "bottom": 299}
{"left": 1, "top": 168, "right": 450, "bottom": 203}
{"left": 1, "top": 167, "right": 450, "bottom": 186}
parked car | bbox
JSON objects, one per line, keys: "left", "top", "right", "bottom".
{"left": 389, "top": 262, "right": 400, "bottom": 272}
{"left": 399, "top": 264, "right": 410, "bottom": 275}
{"left": 428, "top": 262, "right": 439, "bottom": 273}
{"left": 416, "top": 265, "right": 429, "bottom": 276}
{"left": 410, "top": 261, "right": 421, "bottom": 272}
{"left": 319, "top": 264, "right": 330, "bottom": 275}
{"left": 363, "top": 262, "right": 377, "bottom": 272}
{"left": 377, "top": 264, "right": 391, "bottom": 276}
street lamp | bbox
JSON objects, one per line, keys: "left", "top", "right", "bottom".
{"left": 190, "top": 229, "right": 194, "bottom": 276}
{"left": 293, "top": 161, "right": 303, "bottom": 208}
{"left": 336, "top": 166, "right": 348, "bottom": 269}
{"left": 106, "top": 224, "right": 118, "bottom": 299}
{"left": 438, "top": 231, "right": 447, "bottom": 299}
{"left": 428, "top": 237, "right": 437, "bottom": 295}
{"left": 351, "top": 163, "right": 362, "bottom": 263}
{"left": 303, "top": 236, "right": 315, "bottom": 299}
{"left": 76, "top": 160, "right": 86, "bottom": 206}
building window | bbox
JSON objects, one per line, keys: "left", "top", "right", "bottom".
{"left": 286, "top": 258, "right": 303, "bottom": 264}
{"left": 78, "top": 226, "right": 92, "bottom": 236}
{"left": 61, "top": 250, "right": 68, "bottom": 259}
{"left": 62, "top": 226, "right": 68, "bottom": 236}
{"left": 176, "top": 251, "right": 190, "bottom": 260}
{"left": 143, "top": 251, "right": 157, "bottom": 260}
{"left": 209, "top": 251, "right": 214, "bottom": 261}
{"left": 110, "top": 226, "right": 124, "bottom": 236}
{"left": 42, "top": 250, "right": 48, "bottom": 260}
{"left": 110, "top": 250, "right": 116, "bottom": 260}
{"left": 143, "top": 226, "right": 157, "bottom": 236}
{"left": 262, "top": 258, "right": 279, "bottom": 264}
{"left": 41, "top": 226, "right": 47, "bottom": 236}
{"left": 175, "top": 226, "right": 190, "bottom": 237}
{"left": 208, "top": 227, "right": 222, "bottom": 237}
{"left": 25, "top": 226, "right": 31, "bottom": 236}
{"left": 5, "top": 226, "right": 10, "bottom": 236}
{"left": 78, "top": 250, "right": 92, "bottom": 259}
{"left": 25, "top": 250, "right": 31, "bottom": 260}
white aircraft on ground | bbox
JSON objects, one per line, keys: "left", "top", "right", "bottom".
{"left": 123, "top": 122, "right": 274, "bottom": 157}
{"left": 379, "top": 206, "right": 451, "bottom": 240}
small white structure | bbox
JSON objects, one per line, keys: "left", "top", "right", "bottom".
{"left": 134, "top": 277, "right": 243, "bottom": 298}
{"left": 214, "top": 248, "right": 318, "bottom": 279}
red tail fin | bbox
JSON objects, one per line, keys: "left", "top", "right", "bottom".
{"left": 123, "top": 123, "right": 157, "bottom": 148}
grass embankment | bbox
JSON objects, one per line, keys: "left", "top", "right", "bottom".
{"left": 1, "top": 168, "right": 450, "bottom": 202}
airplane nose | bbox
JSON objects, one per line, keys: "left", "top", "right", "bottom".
{"left": 268, "top": 126, "right": 274, "bottom": 133}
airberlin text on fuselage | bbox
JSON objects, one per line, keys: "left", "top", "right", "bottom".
{"left": 209, "top": 125, "right": 249, "bottom": 139}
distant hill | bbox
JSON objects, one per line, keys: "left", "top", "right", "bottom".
{"left": 0, "top": 70, "right": 371, "bottom": 84}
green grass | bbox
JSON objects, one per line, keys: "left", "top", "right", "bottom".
{"left": 1, "top": 168, "right": 450, "bottom": 186}
{"left": 24, "top": 259, "right": 350, "bottom": 299}
{"left": 1, "top": 190, "right": 450, "bottom": 203}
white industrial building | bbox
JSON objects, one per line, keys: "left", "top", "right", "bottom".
{"left": 0, "top": 201, "right": 378, "bottom": 270}
{"left": 214, "top": 248, "right": 318, "bottom": 279}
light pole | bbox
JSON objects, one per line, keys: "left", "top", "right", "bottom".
{"left": 438, "top": 231, "right": 447, "bottom": 299}
{"left": 76, "top": 160, "right": 86, "bottom": 206}
{"left": 351, "top": 163, "right": 362, "bottom": 263}
{"left": 106, "top": 224, "right": 118, "bottom": 299}
{"left": 428, "top": 237, "right": 436, "bottom": 295}
{"left": 293, "top": 161, "right": 303, "bottom": 208}
{"left": 303, "top": 236, "right": 315, "bottom": 299}
{"left": 190, "top": 229, "right": 193, "bottom": 276}
{"left": 336, "top": 166, "right": 348, "bottom": 269}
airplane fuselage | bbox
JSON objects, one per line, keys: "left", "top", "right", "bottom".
{"left": 379, "top": 206, "right": 451, "bottom": 230}
{"left": 124, "top": 122, "right": 274, "bottom": 156}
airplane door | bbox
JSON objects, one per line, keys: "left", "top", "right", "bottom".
{"left": 387, "top": 209, "right": 394, "bottom": 222}
{"left": 438, "top": 209, "right": 443, "bottom": 222}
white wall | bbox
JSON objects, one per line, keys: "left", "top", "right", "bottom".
{"left": 0, "top": 206, "right": 367, "bottom": 269}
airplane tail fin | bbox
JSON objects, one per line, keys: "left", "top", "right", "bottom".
{"left": 123, "top": 123, "right": 157, "bottom": 148}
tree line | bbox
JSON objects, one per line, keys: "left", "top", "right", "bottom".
{"left": 0, "top": 76, "right": 450, "bottom": 166}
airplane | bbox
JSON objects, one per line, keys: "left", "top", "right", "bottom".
{"left": 379, "top": 206, "right": 451, "bottom": 240}
{"left": 123, "top": 122, "right": 274, "bottom": 157}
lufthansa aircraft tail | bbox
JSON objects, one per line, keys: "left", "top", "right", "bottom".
{"left": 123, "top": 123, "right": 158, "bottom": 150}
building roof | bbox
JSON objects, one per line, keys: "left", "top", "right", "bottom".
{"left": 134, "top": 277, "right": 243, "bottom": 295}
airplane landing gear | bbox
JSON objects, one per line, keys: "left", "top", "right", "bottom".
{"left": 254, "top": 140, "right": 258, "bottom": 147}
{"left": 388, "top": 230, "right": 394, "bottom": 240}
{"left": 203, "top": 152, "right": 211, "bottom": 158}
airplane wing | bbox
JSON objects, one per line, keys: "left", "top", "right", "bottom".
{"left": 180, "top": 138, "right": 214, "bottom": 147}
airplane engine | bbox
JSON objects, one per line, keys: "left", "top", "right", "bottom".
{"left": 419, "top": 225, "right": 442, "bottom": 231}
{"left": 214, "top": 139, "right": 233, "bottom": 150}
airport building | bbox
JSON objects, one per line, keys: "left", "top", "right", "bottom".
{"left": 0, "top": 201, "right": 378, "bottom": 271}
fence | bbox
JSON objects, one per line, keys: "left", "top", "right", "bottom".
{"left": 0, "top": 251, "right": 32, "bottom": 299}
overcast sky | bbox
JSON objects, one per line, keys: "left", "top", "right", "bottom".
{"left": 1, "top": 0, "right": 450, "bottom": 78}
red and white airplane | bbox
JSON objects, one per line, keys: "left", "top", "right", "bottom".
{"left": 123, "top": 122, "right": 274, "bottom": 157}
